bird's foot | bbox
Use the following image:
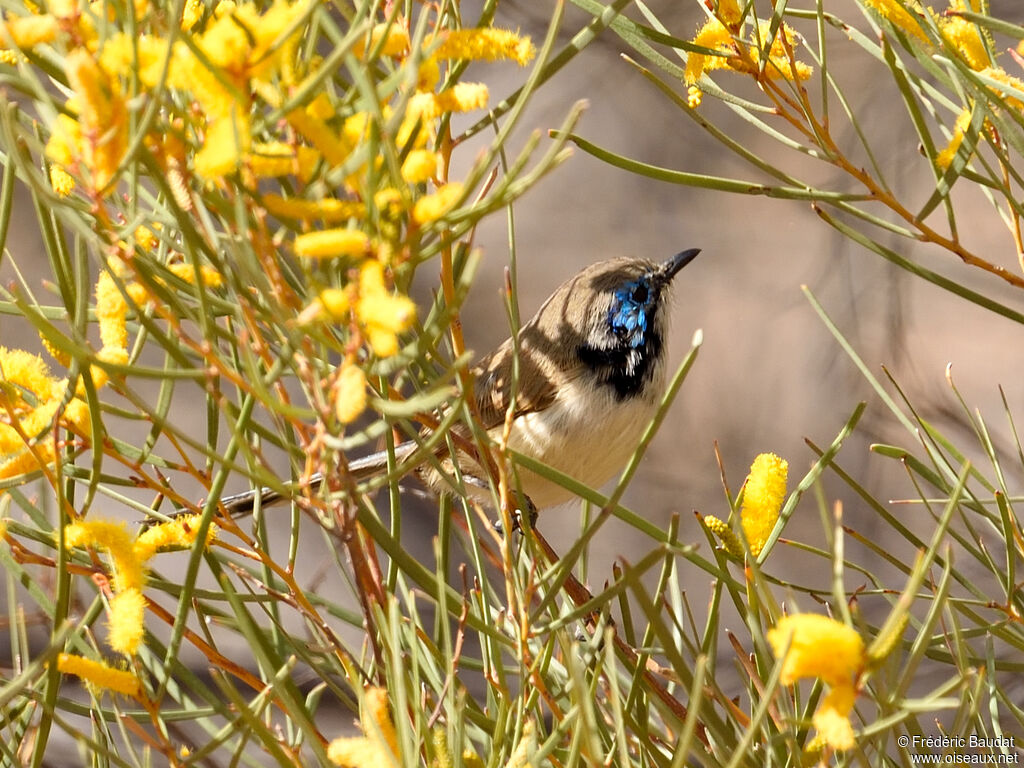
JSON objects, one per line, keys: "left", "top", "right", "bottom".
{"left": 492, "top": 493, "right": 538, "bottom": 535}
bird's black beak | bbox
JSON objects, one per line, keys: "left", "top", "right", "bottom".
{"left": 655, "top": 248, "right": 701, "bottom": 285}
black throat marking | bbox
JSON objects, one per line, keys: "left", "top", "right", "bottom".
{"left": 577, "top": 328, "right": 663, "bottom": 400}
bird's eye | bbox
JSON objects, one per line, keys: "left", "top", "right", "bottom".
{"left": 630, "top": 283, "right": 648, "bottom": 303}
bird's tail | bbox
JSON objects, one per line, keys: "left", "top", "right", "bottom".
{"left": 212, "top": 441, "right": 422, "bottom": 517}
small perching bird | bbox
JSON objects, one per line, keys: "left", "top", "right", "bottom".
{"left": 216, "top": 248, "right": 701, "bottom": 517}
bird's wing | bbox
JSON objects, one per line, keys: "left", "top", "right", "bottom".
{"left": 471, "top": 328, "right": 578, "bottom": 432}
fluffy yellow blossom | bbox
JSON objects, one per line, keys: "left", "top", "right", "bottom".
{"left": 61, "top": 49, "right": 128, "bottom": 192}
{"left": 247, "top": 142, "right": 320, "bottom": 181}
{"left": 356, "top": 261, "right": 416, "bottom": 357}
{"left": 685, "top": 18, "right": 812, "bottom": 85}
{"left": 936, "top": 107, "right": 973, "bottom": 169}
{"left": 327, "top": 687, "right": 399, "bottom": 766}
{"left": 767, "top": 614, "right": 865, "bottom": 688}
{"left": 715, "top": 0, "right": 742, "bottom": 26}
{"left": 98, "top": 34, "right": 173, "bottom": 88}
{"left": 0, "top": 346, "right": 90, "bottom": 479}
{"left": 294, "top": 229, "right": 370, "bottom": 260}
{"left": 56, "top": 653, "right": 142, "bottom": 699}
{"left": 133, "top": 225, "right": 159, "bottom": 252}
{"left": 0, "top": 445, "right": 56, "bottom": 479}
{"left": 813, "top": 684, "right": 857, "bottom": 751}
{"left": 306, "top": 92, "right": 334, "bottom": 120}
{"left": 685, "top": 18, "right": 734, "bottom": 85}
{"left": 95, "top": 271, "right": 130, "bottom": 354}
{"left": 861, "top": 0, "right": 929, "bottom": 43}
{"left": 401, "top": 149, "right": 439, "bottom": 184}
{"left": 134, "top": 514, "right": 217, "bottom": 562}
{"left": 317, "top": 288, "right": 350, "bottom": 320}
{"left": 0, "top": 14, "right": 58, "bottom": 49}
{"left": 335, "top": 363, "right": 368, "bottom": 425}
{"left": 740, "top": 452, "right": 787, "bottom": 557}
{"left": 108, "top": 588, "right": 146, "bottom": 656}
{"left": 263, "top": 194, "right": 366, "bottom": 223}
{"left": 940, "top": 16, "right": 988, "bottom": 71}
{"left": 432, "top": 28, "right": 535, "bottom": 66}
{"left": 354, "top": 22, "right": 410, "bottom": 58}
{"left": 181, "top": 0, "right": 203, "bottom": 30}
{"left": 65, "top": 519, "right": 147, "bottom": 593}
{"left": 194, "top": 113, "right": 252, "bottom": 179}
{"left": 978, "top": 67, "right": 1024, "bottom": 111}
{"left": 767, "top": 614, "right": 865, "bottom": 751}
{"left": 194, "top": 0, "right": 308, "bottom": 80}
{"left": 412, "top": 182, "right": 463, "bottom": 224}
{"left": 702, "top": 514, "right": 743, "bottom": 558}
{"left": 408, "top": 83, "right": 489, "bottom": 120}
{"left": 286, "top": 109, "right": 350, "bottom": 166}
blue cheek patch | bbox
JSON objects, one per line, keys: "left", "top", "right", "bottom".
{"left": 609, "top": 280, "right": 653, "bottom": 348}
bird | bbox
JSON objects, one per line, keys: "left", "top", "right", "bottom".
{"left": 215, "top": 248, "right": 701, "bottom": 517}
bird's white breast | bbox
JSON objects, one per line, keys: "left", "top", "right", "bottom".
{"left": 495, "top": 372, "right": 664, "bottom": 509}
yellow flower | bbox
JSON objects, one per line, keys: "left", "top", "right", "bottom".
{"left": 294, "top": 229, "right": 370, "bottom": 260}
{"left": 108, "top": 587, "right": 146, "bottom": 656}
{"left": 716, "top": 0, "right": 742, "bottom": 26}
{"left": 401, "top": 149, "right": 439, "bottom": 184}
{"left": 0, "top": 14, "right": 58, "bottom": 49}
{"left": 978, "top": 67, "right": 1024, "bottom": 112}
{"left": 354, "top": 22, "right": 410, "bottom": 58}
{"left": 702, "top": 514, "right": 743, "bottom": 558}
{"left": 861, "top": 0, "right": 929, "bottom": 44}
{"left": 767, "top": 615, "right": 865, "bottom": 751}
{"left": 56, "top": 653, "right": 142, "bottom": 699}
{"left": 194, "top": 112, "right": 252, "bottom": 179}
{"left": 686, "top": 85, "right": 702, "bottom": 108}
{"left": 936, "top": 107, "right": 973, "bottom": 169}
{"left": 306, "top": 92, "right": 334, "bottom": 120}
{"left": 335, "top": 363, "right": 368, "bottom": 425}
{"left": 740, "top": 452, "right": 787, "bottom": 557}
{"left": 317, "top": 288, "right": 350, "bottom": 320}
{"left": 356, "top": 260, "right": 416, "bottom": 357}
{"left": 0, "top": 346, "right": 90, "bottom": 477}
{"left": 247, "top": 142, "right": 320, "bottom": 182}
{"left": 0, "top": 444, "right": 56, "bottom": 479}
{"left": 685, "top": 17, "right": 734, "bottom": 85}
{"left": 408, "top": 83, "right": 489, "bottom": 121}
{"left": 181, "top": 0, "right": 203, "bottom": 30}
{"left": 133, "top": 514, "right": 218, "bottom": 562}
{"left": 432, "top": 28, "right": 535, "bottom": 66}
{"left": 286, "top": 109, "right": 350, "bottom": 167}
{"left": 263, "top": 194, "right": 366, "bottom": 223}
{"left": 62, "top": 49, "right": 128, "bottom": 192}
{"left": 940, "top": 16, "right": 988, "bottom": 71}
{"left": 131, "top": 228, "right": 156, "bottom": 254}
{"left": 327, "top": 687, "right": 399, "bottom": 766}
{"left": 65, "top": 519, "right": 147, "bottom": 593}
{"left": 812, "top": 684, "right": 856, "bottom": 751}
{"left": 412, "top": 182, "right": 463, "bottom": 224}
{"left": 766, "top": 614, "right": 865, "bottom": 688}
{"left": 95, "top": 270, "right": 130, "bottom": 354}
{"left": 99, "top": 34, "right": 173, "bottom": 88}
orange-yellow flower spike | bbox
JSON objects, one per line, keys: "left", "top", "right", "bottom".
{"left": 740, "top": 452, "right": 787, "bottom": 557}
{"left": 294, "top": 229, "right": 370, "bottom": 260}
{"left": 56, "top": 653, "right": 142, "bottom": 699}
{"left": 432, "top": 28, "right": 535, "bottom": 66}
{"left": 766, "top": 614, "right": 865, "bottom": 688}
{"left": 107, "top": 588, "right": 146, "bottom": 656}
{"left": 64, "top": 519, "right": 147, "bottom": 593}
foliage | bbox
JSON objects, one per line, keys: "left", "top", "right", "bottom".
{"left": 0, "top": 0, "right": 1020, "bottom": 766}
